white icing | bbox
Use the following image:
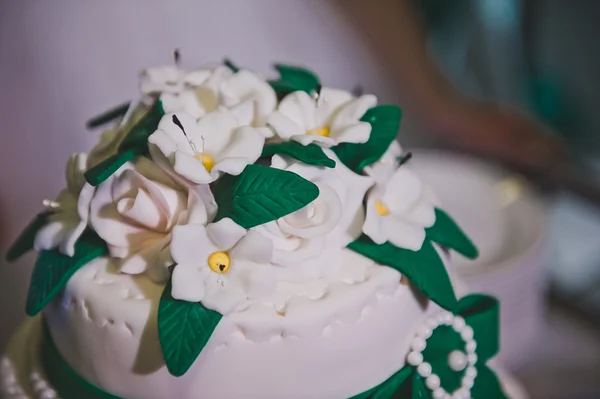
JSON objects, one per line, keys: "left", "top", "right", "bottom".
{"left": 148, "top": 109, "right": 267, "bottom": 184}
{"left": 89, "top": 156, "right": 209, "bottom": 281}
{"left": 42, "top": 250, "right": 453, "bottom": 399}
{"left": 34, "top": 153, "right": 94, "bottom": 257}
{"left": 170, "top": 219, "right": 276, "bottom": 314}
{"left": 267, "top": 87, "right": 377, "bottom": 147}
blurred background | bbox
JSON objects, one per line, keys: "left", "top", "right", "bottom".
{"left": 1, "top": 1, "right": 599, "bottom": 398}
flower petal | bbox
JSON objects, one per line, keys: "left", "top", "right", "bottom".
{"left": 230, "top": 230, "right": 273, "bottom": 263}
{"left": 383, "top": 168, "right": 423, "bottom": 213}
{"left": 201, "top": 273, "right": 245, "bottom": 314}
{"left": 171, "top": 263, "right": 207, "bottom": 303}
{"left": 171, "top": 224, "right": 215, "bottom": 264}
{"left": 333, "top": 121, "right": 372, "bottom": 144}
{"left": 384, "top": 217, "right": 426, "bottom": 251}
{"left": 192, "top": 108, "right": 240, "bottom": 156}
{"left": 330, "top": 94, "right": 377, "bottom": 131}
{"left": 217, "top": 126, "right": 264, "bottom": 164}
{"left": 277, "top": 91, "right": 316, "bottom": 130}
{"left": 65, "top": 153, "right": 88, "bottom": 195}
{"left": 173, "top": 150, "right": 214, "bottom": 184}
{"left": 362, "top": 196, "right": 387, "bottom": 245}
{"left": 206, "top": 218, "right": 246, "bottom": 250}
{"left": 292, "top": 133, "right": 335, "bottom": 147}
{"left": 267, "top": 111, "right": 305, "bottom": 140}
{"left": 228, "top": 99, "right": 254, "bottom": 126}
{"left": 155, "top": 112, "right": 198, "bottom": 156}
{"left": 139, "top": 66, "right": 182, "bottom": 94}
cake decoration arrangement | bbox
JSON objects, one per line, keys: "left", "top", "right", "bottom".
{"left": 2, "top": 56, "right": 509, "bottom": 399}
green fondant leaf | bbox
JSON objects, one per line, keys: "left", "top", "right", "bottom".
{"left": 471, "top": 366, "right": 508, "bottom": 399}
{"left": 83, "top": 149, "right": 137, "bottom": 187}
{"left": 118, "top": 100, "right": 165, "bottom": 152}
{"left": 268, "top": 64, "right": 320, "bottom": 98}
{"left": 348, "top": 366, "right": 412, "bottom": 399}
{"left": 423, "top": 325, "right": 464, "bottom": 392}
{"left": 348, "top": 236, "right": 457, "bottom": 310}
{"left": 84, "top": 100, "right": 165, "bottom": 187}
{"left": 86, "top": 102, "right": 131, "bottom": 129}
{"left": 454, "top": 294, "right": 500, "bottom": 362}
{"left": 211, "top": 164, "right": 320, "bottom": 229}
{"left": 332, "top": 105, "right": 401, "bottom": 173}
{"left": 158, "top": 280, "right": 223, "bottom": 377}
{"left": 426, "top": 208, "right": 478, "bottom": 259}
{"left": 261, "top": 142, "right": 336, "bottom": 168}
{"left": 411, "top": 373, "right": 430, "bottom": 399}
{"left": 5, "top": 212, "right": 50, "bottom": 262}
{"left": 25, "top": 230, "right": 108, "bottom": 316}
{"left": 223, "top": 58, "right": 240, "bottom": 73}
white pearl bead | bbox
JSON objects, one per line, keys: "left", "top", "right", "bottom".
{"left": 467, "top": 353, "right": 478, "bottom": 365}
{"left": 417, "top": 324, "right": 433, "bottom": 339}
{"left": 448, "top": 350, "right": 468, "bottom": 371}
{"left": 465, "top": 340, "right": 477, "bottom": 353}
{"left": 460, "top": 326, "right": 474, "bottom": 340}
{"left": 411, "top": 336, "right": 427, "bottom": 352}
{"left": 462, "top": 375, "right": 475, "bottom": 389}
{"left": 426, "top": 374, "right": 441, "bottom": 389}
{"left": 465, "top": 366, "right": 478, "bottom": 378}
{"left": 453, "top": 388, "right": 470, "bottom": 399}
{"left": 417, "top": 362, "right": 432, "bottom": 377}
{"left": 452, "top": 316, "right": 466, "bottom": 332}
{"left": 407, "top": 351, "right": 424, "bottom": 366}
{"left": 432, "top": 388, "right": 446, "bottom": 399}
{"left": 440, "top": 312, "right": 454, "bottom": 325}
{"left": 426, "top": 317, "right": 439, "bottom": 328}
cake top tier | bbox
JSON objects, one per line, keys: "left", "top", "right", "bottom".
{"left": 7, "top": 59, "right": 479, "bottom": 376}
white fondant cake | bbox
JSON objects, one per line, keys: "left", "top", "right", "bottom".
{"left": 2, "top": 60, "right": 509, "bottom": 399}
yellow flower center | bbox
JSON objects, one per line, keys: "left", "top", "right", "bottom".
{"left": 307, "top": 127, "right": 330, "bottom": 137}
{"left": 374, "top": 200, "right": 390, "bottom": 216}
{"left": 208, "top": 251, "right": 231, "bottom": 274}
{"left": 195, "top": 153, "right": 215, "bottom": 172}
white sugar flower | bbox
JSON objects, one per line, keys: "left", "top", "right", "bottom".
{"left": 170, "top": 219, "right": 275, "bottom": 314}
{"left": 363, "top": 166, "right": 438, "bottom": 251}
{"left": 254, "top": 151, "right": 373, "bottom": 271}
{"left": 148, "top": 109, "right": 267, "bottom": 184}
{"left": 267, "top": 88, "right": 377, "bottom": 147}
{"left": 140, "top": 65, "right": 276, "bottom": 126}
{"left": 89, "top": 157, "right": 209, "bottom": 282}
{"left": 34, "top": 154, "right": 95, "bottom": 257}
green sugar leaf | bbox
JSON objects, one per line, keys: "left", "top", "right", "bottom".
{"left": 268, "top": 64, "right": 320, "bottom": 98}
{"left": 348, "top": 235, "right": 457, "bottom": 310}
{"left": 471, "top": 365, "right": 508, "bottom": 399}
{"left": 86, "top": 101, "right": 131, "bottom": 129}
{"left": 158, "top": 280, "right": 223, "bottom": 377}
{"left": 83, "top": 100, "right": 165, "bottom": 187}
{"left": 25, "top": 230, "right": 108, "bottom": 316}
{"left": 261, "top": 142, "right": 335, "bottom": 168}
{"left": 426, "top": 208, "right": 478, "bottom": 259}
{"left": 83, "top": 149, "right": 138, "bottom": 187}
{"left": 118, "top": 100, "right": 165, "bottom": 151}
{"left": 332, "top": 105, "right": 402, "bottom": 173}
{"left": 211, "top": 164, "right": 320, "bottom": 229}
{"left": 454, "top": 294, "right": 500, "bottom": 362}
{"left": 349, "top": 366, "right": 412, "bottom": 399}
{"left": 6, "top": 212, "right": 50, "bottom": 262}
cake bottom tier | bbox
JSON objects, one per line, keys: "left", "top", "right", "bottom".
{"left": 1, "top": 316, "right": 528, "bottom": 399}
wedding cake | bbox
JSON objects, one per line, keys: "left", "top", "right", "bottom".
{"left": 1, "top": 59, "right": 507, "bottom": 399}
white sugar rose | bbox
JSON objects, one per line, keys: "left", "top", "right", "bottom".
{"left": 363, "top": 166, "right": 438, "bottom": 251}
{"left": 267, "top": 87, "right": 377, "bottom": 147}
{"left": 148, "top": 109, "right": 267, "bottom": 184}
{"left": 170, "top": 218, "right": 275, "bottom": 314}
{"left": 89, "top": 157, "right": 208, "bottom": 281}
{"left": 140, "top": 65, "right": 276, "bottom": 126}
{"left": 254, "top": 152, "right": 374, "bottom": 270}
{"left": 34, "top": 153, "right": 95, "bottom": 256}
